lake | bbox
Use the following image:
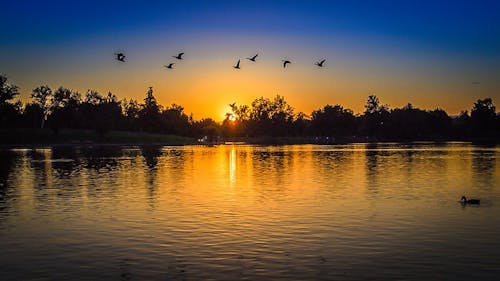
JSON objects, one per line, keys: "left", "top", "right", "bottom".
{"left": 0, "top": 143, "right": 499, "bottom": 280}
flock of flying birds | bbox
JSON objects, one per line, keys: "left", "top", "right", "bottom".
{"left": 114, "top": 52, "right": 327, "bottom": 70}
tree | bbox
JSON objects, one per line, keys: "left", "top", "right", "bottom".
{"left": 293, "top": 112, "right": 310, "bottom": 136}
{"left": 0, "top": 75, "right": 22, "bottom": 128}
{"left": 31, "top": 85, "right": 53, "bottom": 128}
{"left": 364, "top": 95, "right": 383, "bottom": 114}
{"left": 0, "top": 75, "right": 19, "bottom": 104}
{"left": 162, "top": 103, "right": 190, "bottom": 135}
{"left": 389, "top": 103, "right": 431, "bottom": 139}
{"left": 138, "top": 87, "right": 163, "bottom": 132}
{"left": 471, "top": 98, "right": 497, "bottom": 136}
{"left": 311, "top": 104, "right": 356, "bottom": 137}
{"left": 248, "top": 95, "right": 294, "bottom": 136}
{"left": 122, "top": 99, "right": 141, "bottom": 130}
{"left": 49, "top": 87, "right": 82, "bottom": 131}
{"left": 95, "top": 92, "right": 122, "bottom": 135}
{"left": 362, "top": 95, "right": 389, "bottom": 138}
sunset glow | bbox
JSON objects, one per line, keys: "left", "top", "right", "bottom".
{"left": 1, "top": 1, "right": 499, "bottom": 121}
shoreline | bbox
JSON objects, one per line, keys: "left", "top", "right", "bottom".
{"left": 1, "top": 139, "right": 497, "bottom": 149}
{"left": 1, "top": 129, "right": 498, "bottom": 148}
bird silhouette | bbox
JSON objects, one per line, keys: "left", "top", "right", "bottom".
{"left": 115, "top": 53, "right": 126, "bottom": 62}
{"left": 315, "top": 59, "right": 326, "bottom": 67}
{"left": 282, "top": 60, "right": 291, "bottom": 68}
{"left": 173, "top": 52, "right": 184, "bottom": 60}
{"left": 233, "top": 59, "right": 241, "bottom": 69}
{"left": 247, "top": 53, "right": 258, "bottom": 62}
{"left": 164, "top": 63, "right": 174, "bottom": 69}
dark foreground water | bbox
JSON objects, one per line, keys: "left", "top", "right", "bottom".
{"left": 0, "top": 143, "right": 499, "bottom": 280}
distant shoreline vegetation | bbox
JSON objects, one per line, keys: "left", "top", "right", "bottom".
{"left": 1, "top": 74, "right": 498, "bottom": 145}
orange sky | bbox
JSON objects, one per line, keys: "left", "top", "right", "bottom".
{"left": 12, "top": 40, "right": 499, "bottom": 121}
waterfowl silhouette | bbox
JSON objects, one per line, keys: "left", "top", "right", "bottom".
{"left": 282, "top": 60, "right": 291, "bottom": 68}
{"left": 233, "top": 59, "right": 241, "bottom": 69}
{"left": 164, "top": 63, "right": 174, "bottom": 69}
{"left": 247, "top": 53, "right": 258, "bottom": 62}
{"left": 115, "top": 53, "right": 126, "bottom": 62}
{"left": 173, "top": 52, "right": 184, "bottom": 60}
{"left": 315, "top": 59, "right": 326, "bottom": 67}
{"left": 461, "top": 196, "right": 480, "bottom": 205}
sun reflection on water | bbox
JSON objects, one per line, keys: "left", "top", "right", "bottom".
{"left": 229, "top": 145, "right": 236, "bottom": 186}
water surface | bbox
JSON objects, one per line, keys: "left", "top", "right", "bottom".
{"left": 0, "top": 143, "right": 499, "bottom": 280}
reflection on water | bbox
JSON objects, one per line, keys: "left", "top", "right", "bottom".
{"left": 0, "top": 143, "right": 499, "bottom": 280}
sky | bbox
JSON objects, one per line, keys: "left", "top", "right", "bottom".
{"left": 1, "top": 0, "right": 499, "bottom": 120}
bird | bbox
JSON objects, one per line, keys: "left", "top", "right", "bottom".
{"left": 173, "top": 52, "right": 184, "bottom": 60}
{"left": 282, "top": 60, "right": 291, "bottom": 68}
{"left": 164, "top": 63, "right": 175, "bottom": 69}
{"left": 233, "top": 59, "right": 241, "bottom": 69}
{"left": 115, "top": 53, "right": 126, "bottom": 62}
{"left": 315, "top": 59, "right": 326, "bottom": 67}
{"left": 247, "top": 53, "right": 258, "bottom": 62}
{"left": 460, "top": 196, "right": 480, "bottom": 205}
{"left": 472, "top": 81, "right": 480, "bottom": 85}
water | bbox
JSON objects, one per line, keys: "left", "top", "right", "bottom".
{"left": 0, "top": 143, "right": 499, "bottom": 280}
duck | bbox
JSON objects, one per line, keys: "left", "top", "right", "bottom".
{"left": 461, "top": 196, "right": 480, "bottom": 205}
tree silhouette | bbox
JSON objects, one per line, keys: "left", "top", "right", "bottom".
{"left": 31, "top": 85, "right": 53, "bottom": 128}
{"left": 162, "top": 103, "right": 190, "bottom": 135}
{"left": 48, "top": 87, "right": 82, "bottom": 132}
{"left": 471, "top": 98, "right": 497, "bottom": 137}
{"left": 0, "top": 72, "right": 497, "bottom": 144}
{"left": 138, "top": 87, "right": 163, "bottom": 132}
{"left": 362, "top": 95, "right": 390, "bottom": 138}
{"left": 0, "top": 75, "right": 21, "bottom": 128}
{"left": 311, "top": 104, "right": 356, "bottom": 137}
{"left": 0, "top": 75, "right": 19, "bottom": 104}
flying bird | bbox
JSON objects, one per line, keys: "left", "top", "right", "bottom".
{"left": 247, "top": 53, "right": 258, "bottom": 62}
{"left": 115, "top": 53, "right": 126, "bottom": 62}
{"left": 282, "top": 60, "right": 291, "bottom": 68}
{"left": 315, "top": 59, "right": 326, "bottom": 67}
{"left": 173, "top": 52, "right": 184, "bottom": 60}
{"left": 164, "top": 63, "right": 175, "bottom": 69}
{"left": 233, "top": 59, "right": 241, "bottom": 69}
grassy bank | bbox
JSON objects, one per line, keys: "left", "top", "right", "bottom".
{"left": 0, "top": 129, "right": 196, "bottom": 146}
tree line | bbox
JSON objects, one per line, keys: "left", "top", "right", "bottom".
{"left": 1, "top": 74, "right": 498, "bottom": 142}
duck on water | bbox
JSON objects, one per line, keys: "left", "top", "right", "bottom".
{"left": 461, "top": 196, "right": 480, "bottom": 205}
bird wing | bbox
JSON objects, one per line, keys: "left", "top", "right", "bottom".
{"left": 320, "top": 59, "right": 326, "bottom": 64}
{"left": 179, "top": 53, "right": 184, "bottom": 58}
{"left": 252, "top": 54, "right": 258, "bottom": 60}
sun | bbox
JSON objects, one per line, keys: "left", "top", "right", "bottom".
{"left": 224, "top": 112, "right": 236, "bottom": 122}
{"left": 222, "top": 105, "right": 237, "bottom": 122}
